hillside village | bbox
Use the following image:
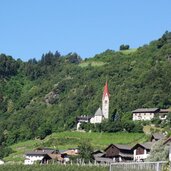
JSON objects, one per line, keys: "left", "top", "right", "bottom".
{"left": 22, "top": 82, "right": 171, "bottom": 165}
{"left": 23, "top": 133, "right": 171, "bottom": 165}
{"left": 0, "top": 32, "right": 171, "bottom": 169}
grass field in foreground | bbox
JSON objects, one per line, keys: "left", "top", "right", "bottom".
{"left": 0, "top": 165, "right": 109, "bottom": 171}
{"left": 4, "top": 131, "right": 147, "bottom": 163}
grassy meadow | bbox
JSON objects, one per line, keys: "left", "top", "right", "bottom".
{"left": 119, "top": 48, "right": 137, "bottom": 54}
{"left": 4, "top": 131, "right": 147, "bottom": 163}
{"left": 0, "top": 165, "right": 109, "bottom": 171}
{"left": 79, "top": 61, "right": 106, "bottom": 67}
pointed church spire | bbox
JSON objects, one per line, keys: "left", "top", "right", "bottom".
{"left": 102, "top": 81, "right": 110, "bottom": 119}
{"left": 103, "top": 81, "right": 109, "bottom": 99}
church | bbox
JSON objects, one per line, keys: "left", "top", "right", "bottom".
{"left": 76, "top": 81, "right": 110, "bottom": 130}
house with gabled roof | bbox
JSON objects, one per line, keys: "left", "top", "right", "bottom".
{"left": 159, "top": 109, "right": 171, "bottom": 120}
{"left": 132, "top": 108, "right": 160, "bottom": 121}
{"left": 151, "top": 133, "right": 165, "bottom": 142}
{"left": 132, "top": 142, "right": 155, "bottom": 161}
{"left": 76, "top": 115, "right": 92, "bottom": 130}
{"left": 132, "top": 108, "right": 171, "bottom": 121}
{"left": 24, "top": 147, "right": 62, "bottom": 165}
{"left": 104, "top": 144, "right": 133, "bottom": 162}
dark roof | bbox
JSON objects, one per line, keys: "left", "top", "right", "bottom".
{"left": 26, "top": 148, "right": 58, "bottom": 156}
{"left": 76, "top": 116, "right": 92, "bottom": 120}
{"left": 163, "top": 137, "right": 171, "bottom": 145}
{"left": 93, "top": 152, "right": 105, "bottom": 158}
{"left": 132, "top": 142, "right": 154, "bottom": 150}
{"left": 47, "top": 154, "right": 64, "bottom": 161}
{"left": 159, "top": 109, "right": 171, "bottom": 113}
{"left": 35, "top": 147, "right": 57, "bottom": 153}
{"left": 25, "top": 151, "right": 47, "bottom": 156}
{"left": 104, "top": 144, "right": 132, "bottom": 151}
{"left": 36, "top": 147, "right": 55, "bottom": 150}
{"left": 114, "top": 144, "right": 132, "bottom": 150}
{"left": 132, "top": 108, "right": 159, "bottom": 113}
{"left": 151, "top": 133, "right": 165, "bottom": 140}
{"left": 94, "top": 157, "right": 113, "bottom": 163}
{"left": 118, "top": 152, "right": 133, "bottom": 158}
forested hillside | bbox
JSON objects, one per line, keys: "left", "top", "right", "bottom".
{"left": 0, "top": 31, "right": 171, "bottom": 147}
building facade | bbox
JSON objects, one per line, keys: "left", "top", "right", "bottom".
{"left": 90, "top": 107, "right": 103, "bottom": 124}
{"left": 132, "top": 142, "right": 154, "bottom": 161}
{"left": 104, "top": 144, "right": 133, "bottom": 162}
{"left": 132, "top": 108, "right": 160, "bottom": 121}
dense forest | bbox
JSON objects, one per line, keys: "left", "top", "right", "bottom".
{"left": 0, "top": 31, "right": 171, "bottom": 149}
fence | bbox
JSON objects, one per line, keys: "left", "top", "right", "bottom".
{"left": 109, "top": 161, "right": 170, "bottom": 171}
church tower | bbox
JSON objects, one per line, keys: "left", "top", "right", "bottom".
{"left": 102, "top": 81, "right": 109, "bottom": 119}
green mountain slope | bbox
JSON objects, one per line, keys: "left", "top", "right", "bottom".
{"left": 0, "top": 31, "right": 171, "bottom": 147}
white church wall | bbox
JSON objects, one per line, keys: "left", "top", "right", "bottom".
{"left": 90, "top": 116, "right": 103, "bottom": 124}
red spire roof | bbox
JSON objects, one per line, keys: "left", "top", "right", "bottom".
{"left": 103, "top": 81, "right": 109, "bottom": 98}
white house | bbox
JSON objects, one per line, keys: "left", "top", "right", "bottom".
{"left": 0, "top": 160, "right": 4, "bottom": 165}
{"left": 90, "top": 107, "right": 103, "bottom": 124}
{"left": 24, "top": 148, "right": 58, "bottom": 165}
{"left": 76, "top": 115, "right": 92, "bottom": 130}
{"left": 132, "top": 142, "right": 154, "bottom": 161}
{"left": 159, "top": 109, "right": 171, "bottom": 120}
{"left": 132, "top": 108, "right": 160, "bottom": 121}
{"left": 24, "top": 151, "right": 46, "bottom": 165}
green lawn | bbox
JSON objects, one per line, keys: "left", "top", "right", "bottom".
{"left": 79, "top": 61, "right": 106, "bottom": 67}
{"left": 0, "top": 165, "right": 109, "bottom": 171}
{"left": 119, "top": 48, "right": 137, "bottom": 54}
{"left": 4, "top": 131, "right": 147, "bottom": 163}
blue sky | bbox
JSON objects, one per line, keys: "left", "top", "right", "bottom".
{"left": 0, "top": 0, "right": 171, "bottom": 61}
